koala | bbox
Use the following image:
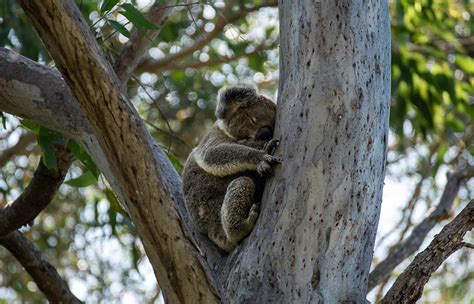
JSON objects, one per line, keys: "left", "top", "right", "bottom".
{"left": 182, "top": 86, "right": 280, "bottom": 253}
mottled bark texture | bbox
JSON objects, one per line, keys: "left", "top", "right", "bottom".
{"left": 17, "top": 1, "right": 219, "bottom": 303}
{"left": 221, "top": 1, "right": 390, "bottom": 303}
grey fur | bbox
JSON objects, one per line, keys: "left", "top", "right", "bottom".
{"left": 182, "top": 87, "right": 280, "bottom": 252}
{"left": 216, "top": 86, "right": 258, "bottom": 120}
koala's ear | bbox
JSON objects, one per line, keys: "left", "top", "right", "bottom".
{"left": 216, "top": 86, "right": 258, "bottom": 119}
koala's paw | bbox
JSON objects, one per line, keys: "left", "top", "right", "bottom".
{"left": 257, "top": 160, "right": 272, "bottom": 176}
{"left": 246, "top": 204, "right": 259, "bottom": 225}
{"left": 257, "top": 155, "right": 282, "bottom": 176}
{"left": 264, "top": 139, "right": 280, "bottom": 155}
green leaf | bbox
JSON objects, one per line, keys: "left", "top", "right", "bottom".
{"left": 39, "top": 127, "right": 66, "bottom": 145}
{"left": 64, "top": 170, "right": 98, "bottom": 187}
{"left": 0, "top": 112, "right": 6, "bottom": 129}
{"left": 166, "top": 151, "right": 183, "bottom": 173}
{"left": 108, "top": 20, "right": 130, "bottom": 38}
{"left": 100, "top": 0, "right": 119, "bottom": 13}
{"left": 20, "top": 119, "right": 40, "bottom": 134}
{"left": 248, "top": 54, "right": 265, "bottom": 72}
{"left": 131, "top": 242, "right": 141, "bottom": 270}
{"left": 119, "top": 3, "right": 159, "bottom": 30}
{"left": 37, "top": 135, "right": 57, "bottom": 169}
{"left": 67, "top": 140, "right": 100, "bottom": 178}
{"left": 105, "top": 187, "right": 129, "bottom": 217}
{"left": 108, "top": 206, "right": 117, "bottom": 235}
{"left": 455, "top": 54, "right": 474, "bottom": 74}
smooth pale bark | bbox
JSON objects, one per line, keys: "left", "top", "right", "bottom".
{"left": 222, "top": 1, "right": 390, "bottom": 302}
{"left": 17, "top": 1, "right": 219, "bottom": 303}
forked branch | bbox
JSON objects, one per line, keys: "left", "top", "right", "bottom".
{"left": 381, "top": 200, "right": 474, "bottom": 304}
{"left": 368, "top": 165, "right": 474, "bottom": 291}
{"left": 0, "top": 145, "right": 74, "bottom": 237}
{"left": 0, "top": 231, "right": 82, "bottom": 304}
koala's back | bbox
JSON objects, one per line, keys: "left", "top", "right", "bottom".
{"left": 182, "top": 148, "right": 263, "bottom": 235}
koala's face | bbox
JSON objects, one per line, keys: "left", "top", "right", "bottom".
{"left": 215, "top": 87, "right": 276, "bottom": 146}
{"left": 226, "top": 96, "right": 276, "bottom": 144}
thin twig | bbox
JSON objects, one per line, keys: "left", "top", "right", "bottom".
{"left": 153, "top": 41, "right": 276, "bottom": 72}
{"left": 131, "top": 75, "right": 174, "bottom": 152}
{"left": 0, "top": 132, "right": 37, "bottom": 166}
{"left": 113, "top": 1, "right": 176, "bottom": 83}
{"left": 136, "top": 0, "right": 278, "bottom": 74}
{"left": 144, "top": 119, "right": 192, "bottom": 152}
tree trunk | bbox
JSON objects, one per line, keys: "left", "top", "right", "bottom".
{"left": 221, "top": 1, "right": 390, "bottom": 302}
{"left": 17, "top": 1, "right": 219, "bottom": 302}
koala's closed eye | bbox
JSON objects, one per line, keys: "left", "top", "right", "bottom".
{"left": 255, "top": 126, "right": 273, "bottom": 141}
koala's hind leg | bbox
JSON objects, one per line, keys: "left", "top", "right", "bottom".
{"left": 208, "top": 225, "right": 237, "bottom": 253}
{"left": 221, "top": 176, "right": 259, "bottom": 246}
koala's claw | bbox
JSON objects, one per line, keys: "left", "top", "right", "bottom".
{"left": 258, "top": 154, "right": 282, "bottom": 176}
{"left": 257, "top": 160, "right": 272, "bottom": 176}
{"left": 264, "top": 139, "right": 280, "bottom": 154}
{"left": 263, "top": 154, "right": 282, "bottom": 164}
{"left": 249, "top": 204, "right": 259, "bottom": 218}
{"left": 246, "top": 204, "right": 259, "bottom": 225}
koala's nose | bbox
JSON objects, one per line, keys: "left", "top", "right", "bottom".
{"left": 255, "top": 126, "right": 273, "bottom": 141}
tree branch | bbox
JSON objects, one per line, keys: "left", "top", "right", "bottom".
{"left": 0, "top": 145, "right": 74, "bottom": 237}
{"left": 0, "top": 0, "right": 172, "bottom": 237}
{"left": 381, "top": 200, "right": 474, "bottom": 304}
{"left": 0, "top": 0, "right": 177, "bottom": 237}
{"left": 0, "top": 231, "right": 82, "bottom": 304}
{"left": 368, "top": 165, "right": 474, "bottom": 291}
{"left": 0, "top": 132, "right": 37, "bottom": 166}
{"left": 136, "top": 0, "right": 278, "bottom": 74}
{"left": 143, "top": 41, "right": 276, "bottom": 72}
{"left": 18, "top": 0, "right": 219, "bottom": 302}
{"left": 113, "top": 1, "right": 175, "bottom": 83}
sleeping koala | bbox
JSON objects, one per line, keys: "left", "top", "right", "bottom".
{"left": 182, "top": 86, "right": 280, "bottom": 252}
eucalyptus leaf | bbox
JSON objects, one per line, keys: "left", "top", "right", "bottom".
{"left": 108, "top": 19, "right": 130, "bottom": 38}
{"left": 37, "top": 135, "right": 57, "bottom": 169}
{"left": 64, "top": 170, "right": 98, "bottom": 187}
{"left": 100, "top": 0, "right": 119, "bottom": 13}
{"left": 119, "top": 4, "right": 159, "bottom": 30}
{"left": 166, "top": 151, "right": 183, "bottom": 173}
{"left": 20, "top": 119, "right": 40, "bottom": 134}
{"left": 0, "top": 112, "right": 6, "bottom": 129}
{"left": 105, "top": 187, "right": 129, "bottom": 217}
{"left": 67, "top": 140, "right": 100, "bottom": 178}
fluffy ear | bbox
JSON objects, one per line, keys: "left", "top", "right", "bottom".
{"left": 216, "top": 86, "right": 258, "bottom": 119}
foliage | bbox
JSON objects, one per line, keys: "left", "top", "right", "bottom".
{"left": 390, "top": 0, "right": 473, "bottom": 159}
{"left": 0, "top": 0, "right": 472, "bottom": 302}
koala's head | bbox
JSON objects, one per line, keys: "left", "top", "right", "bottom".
{"left": 216, "top": 86, "right": 276, "bottom": 143}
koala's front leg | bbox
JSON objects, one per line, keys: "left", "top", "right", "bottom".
{"left": 195, "top": 143, "right": 279, "bottom": 177}
{"left": 221, "top": 176, "right": 259, "bottom": 247}
{"left": 257, "top": 139, "right": 281, "bottom": 176}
